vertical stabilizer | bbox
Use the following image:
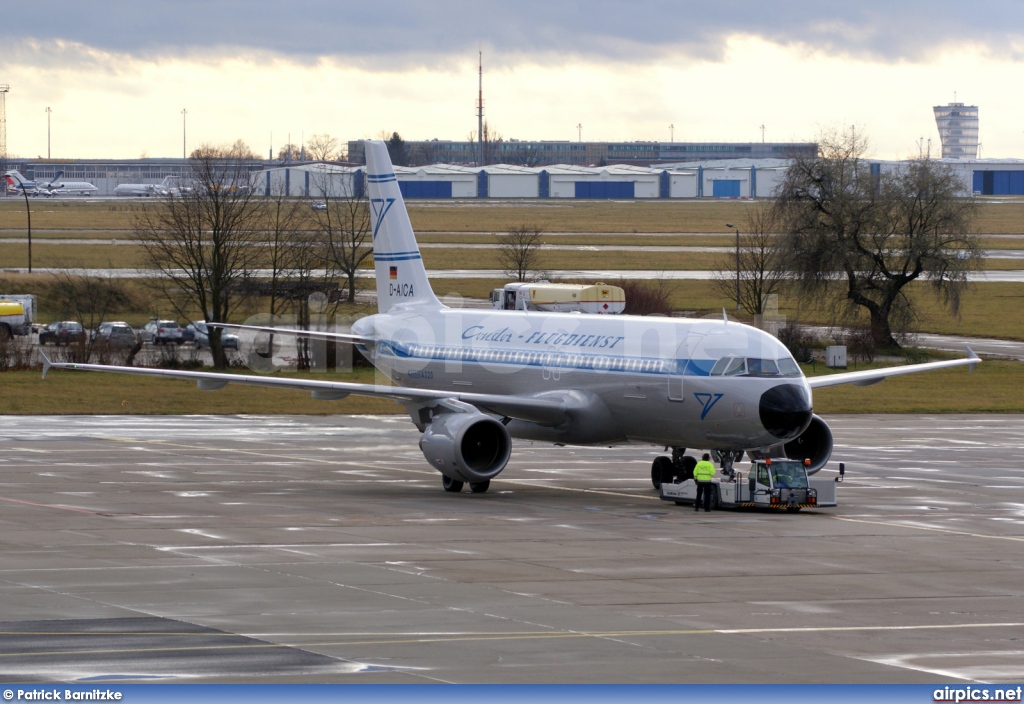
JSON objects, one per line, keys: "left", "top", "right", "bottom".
{"left": 363, "top": 140, "right": 442, "bottom": 312}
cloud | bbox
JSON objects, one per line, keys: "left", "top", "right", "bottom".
{"left": 4, "top": 1, "right": 1024, "bottom": 67}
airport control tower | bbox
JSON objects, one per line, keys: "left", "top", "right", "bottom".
{"left": 933, "top": 102, "right": 979, "bottom": 158}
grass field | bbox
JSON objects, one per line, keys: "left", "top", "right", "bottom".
{"left": 6, "top": 198, "right": 1024, "bottom": 234}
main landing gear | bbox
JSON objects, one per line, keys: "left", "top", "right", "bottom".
{"left": 650, "top": 447, "right": 697, "bottom": 489}
{"left": 441, "top": 476, "right": 491, "bottom": 494}
{"left": 651, "top": 448, "right": 745, "bottom": 489}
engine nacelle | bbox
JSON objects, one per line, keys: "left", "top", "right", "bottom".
{"left": 781, "top": 414, "right": 833, "bottom": 474}
{"left": 419, "top": 413, "right": 512, "bottom": 484}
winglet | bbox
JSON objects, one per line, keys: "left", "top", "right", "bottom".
{"left": 40, "top": 350, "right": 52, "bottom": 379}
{"left": 722, "top": 308, "right": 728, "bottom": 323}
{"left": 966, "top": 345, "right": 981, "bottom": 372}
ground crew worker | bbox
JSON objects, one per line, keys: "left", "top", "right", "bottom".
{"left": 693, "top": 453, "right": 716, "bottom": 512}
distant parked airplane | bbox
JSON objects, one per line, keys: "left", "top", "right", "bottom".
{"left": 113, "top": 182, "right": 158, "bottom": 197}
{"left": 4, "top": 171, "right": 40, "bottom": 195}
{"left": 39, "top": 171, "right": 98, "bottom": 196}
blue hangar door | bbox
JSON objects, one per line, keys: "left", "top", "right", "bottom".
{"left": 712, "top": 180, "right": 741, "bottom": 198}
{"left": 574, "top": 182, "right": 635, "bottom": 198}
{"left": 398, "top": 181, "right": 453, "bottom": 198}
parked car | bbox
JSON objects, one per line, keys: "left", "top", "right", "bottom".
{"left": 139, "top": 319, "right": 183, "bottom": 345}
{"left": 311, "top": 200, "right": 327, "bottom": 211}
{"left": 38, "top": 321, "right": 86, "bottom": 346}
{"left": 91, "top": 322, "right": 140, "bottom": 348}
{"left": 186, "top": 321, "right": 239, "bottom": 350}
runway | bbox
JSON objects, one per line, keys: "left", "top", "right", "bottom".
{"left": 1, "top": 414, "right": 1023, "bottom": 684}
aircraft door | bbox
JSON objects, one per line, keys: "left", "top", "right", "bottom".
{"left": 668, "top": 332, "right": 704, "bottom": 402}
{"left": 541, "top": 346, "right": 561, "bottom": 382}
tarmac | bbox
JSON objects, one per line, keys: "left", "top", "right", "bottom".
{"left": 1, "top": 413, "right": 1023, "bottom": 684}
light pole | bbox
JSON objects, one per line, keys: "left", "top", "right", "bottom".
{"left": 669, "top": 123, "right": 674, "bottom": 142}
{"left": 45, "top": 107, "right": 51, "bottom": 158}
{"left": 576, "top": 123, "right": 582, "bottom": 142}
{"left": 726, "top": 223, "right": 740, "bottom": 312}
{"left": 181, "top": 108, "right": 187, "bottom": 158}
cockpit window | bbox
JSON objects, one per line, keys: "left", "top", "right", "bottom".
{"left": 778, "top": 357, "right": 801, "bottom": 376}
{"left": 710, "top": 356, "right": 801, "bottom": 378}
{"left": 746, "top": 358, "right": 779, "bottom": 376}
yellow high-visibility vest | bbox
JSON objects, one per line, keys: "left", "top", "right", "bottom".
{"left": 693, "top": 460, "right": 716, "bottom": 482}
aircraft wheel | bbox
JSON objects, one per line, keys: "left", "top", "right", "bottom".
{"left": 469, "top": 480, "right": 490, "bottom": 494}
{"left": 678, "top": 455, "right": 697, "bottom": 482}
{"left": 651, "top": 456, "right": 672, "bottom": 489}
{"left": 442, "top": 476, "right": 464, "bottom": 493}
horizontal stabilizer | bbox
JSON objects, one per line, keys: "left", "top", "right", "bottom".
{"left": 207, "top": 322, "right": 372, "bottom": 344}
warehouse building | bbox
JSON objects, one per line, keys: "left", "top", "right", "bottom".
{"left": 347, "top": 140, "right": 818, "bottom": 167}
{"left": 11, "top": 154, "right": 1024, "bottom": 201}
{"left": 261, "top": 163, "right": 362, "bottom": 198}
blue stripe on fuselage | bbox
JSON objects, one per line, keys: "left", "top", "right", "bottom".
{"left": 376, "top": 340, "right": 714, "bottom": 376}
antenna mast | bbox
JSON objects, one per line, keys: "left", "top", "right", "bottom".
{"left": 477, "top": 52, "right": 484, "bottom": 165}
{"left": 0, "top": 83, "right": 9, "bottom": 178}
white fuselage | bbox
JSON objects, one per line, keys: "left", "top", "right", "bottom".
{"left": 114, "top": 184, "right": 157, "bottom": 197}
{"left": 352, "top": 305, "right": 813, "bottom": 450}
{"left": 44, "top": 182, "right": 97, "bottom": 196}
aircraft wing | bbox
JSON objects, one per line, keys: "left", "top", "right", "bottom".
{"left": 40, "top": 354, "right": 566, "bottom": 426}
{"left": 207, "top": 322, "right": 372, "bottom": 345}
{"left": 806, "top": 347, "right": 981, "bottom": 389}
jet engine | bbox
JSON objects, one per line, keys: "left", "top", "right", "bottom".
{"left": 780, "top": 414, "right": 833, "bottom": 474}
{"left": 419, "top": 412, "right": 512, "bottom": 484}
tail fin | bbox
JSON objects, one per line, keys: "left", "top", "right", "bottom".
{"left": 363, "top": 140, "right": 442, "bottom": 312}
{"left": 45, "top": 170, "right": 64, "bottom": 188}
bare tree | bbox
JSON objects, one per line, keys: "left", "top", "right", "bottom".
{"left": 467, "top": 121, "right": 504, "bottom": 165}
{"left": 135, "top": 142, "right": 264, "bottom": 368}
{"left": 276, "top": 143, "right": 303, "bottom": 162}
{"left": 773, "top": 128, "right": 981, "bottom": 348}
{"left": 191, "top": 139, "right": 255, "bottom": 160}
{"left": 618, "top": 278, "right": 675, "bottom": 316}
{"left": 258, "top": 185, "right": 312, "bottom": 329}
{"left": 47, "top": 267, "right": 136, "bottom": 363}
{"left": 310, "top": 170, "right": 372, "bottom": 304}
{"left": 496, "top": 224, "right": 544, "bottom": 282}
{"left": 712, "top": 206, "right": 788, "bottom": 316}
{"left": 306, "top": 133, "right": 340, "bottom": 162}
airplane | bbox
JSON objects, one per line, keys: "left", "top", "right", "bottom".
{"left": 113, "top": 182, "right": 158, "bottom": 197}
{"left": 39, "top": 170, "right": 98, "bottom": 197}
{"left": 42, "top": 140, "right": 983, "bottom": 495}
{"left": 4, "top": 170, "right": 40, "bottom": 195}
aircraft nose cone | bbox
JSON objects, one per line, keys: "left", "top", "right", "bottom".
{"left": 759, "top": 384, "right": 813, "bottom": 440}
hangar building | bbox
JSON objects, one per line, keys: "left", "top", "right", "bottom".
{"left": 9, "top": 155, "right": 1024, "bottom": 200}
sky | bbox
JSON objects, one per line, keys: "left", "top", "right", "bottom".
{"left": 3, "top": 1, "right": 1024, "bottom": 161}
